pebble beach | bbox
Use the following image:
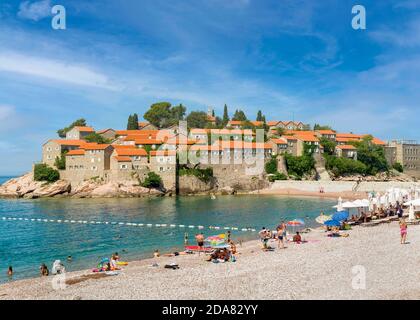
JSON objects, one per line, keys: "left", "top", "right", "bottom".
{"left": 1, "top": 221, "right": 419, "bottom": 300}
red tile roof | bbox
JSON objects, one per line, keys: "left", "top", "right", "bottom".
{"left": 80, "top": 143, "right": 112, "bottom": 150}
{"left": 66, "top": 149, "right": 85, "bottom": 156}
{"left": 114, "top": 156, "right": 132, "bottom": 162}
{"left": 270, "top": 138, "right": 288, "bottom": 145}
{"left": 74, "top": 126, "right": 95, "bottom": 132}
{"left": 336, "top": 144, "right": 356, "bottom": 150}
{"left": 115, "top": 148, "right": 148, "bottom": 156}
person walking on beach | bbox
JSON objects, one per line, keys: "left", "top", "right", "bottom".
{"left": 276, "top": 224, "right": 285, "bottom": 249}
{"left": 399, "top": 219, "right": 408, "bottom": 244}
{"left": 195, "top": 233, "right": 204, "bottom": 250}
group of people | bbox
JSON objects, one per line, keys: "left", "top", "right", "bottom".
{"left": 258, "top": 222, "right": 304, "bottom": 250}
{"left": 7, "top": 258, "right": 68, "bottom": 278}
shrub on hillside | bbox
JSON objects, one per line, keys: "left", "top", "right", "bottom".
{"left": 179, "top": 167, "right": 214, "bottom": 183}
{"left": 268, "top": 172, "right": 288, "bottom": 182}
{"left": 265, "top": 157, "right": 278, "bottom": 174}
{"left": 392, "top": 162, "right": 404, "bottom": 173}
{"left": 34, "top": 164, "right": 60, "bottom": 182}
{"left": 284, "top": 154, "right": 315, "bottom": 179}
{"left": 141, "top": 172, "right": 163, "bottom": 189}
{"left": 325, "top": 155, "right": 367, "bottom": 177}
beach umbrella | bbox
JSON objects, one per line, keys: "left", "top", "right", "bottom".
{"left": 404, "top": 199, "right": 420, "bottom": 206}
{"left": 332, "top": 211, "right": 349, "bottom": 222}
{"left": 315, "top": 215, "right": 332, "bottom": 224}
{"left": 324, "top": 219, "right": 341, "bottom": 227}
{"left": 336, "top": 197, "right": 343, "bottom": 212}
{"left": 342, "top": 201, "right": 358, "bottom": 209}
{"left": 287, "top": 219, "right": 305, "bottom": 227}
{"left": 408, "top": 204, "right": 416, "bottom": 221}
{"left": 287, "top": 219, "right": 305, "bottom": 234}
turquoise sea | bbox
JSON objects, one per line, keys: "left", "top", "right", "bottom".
{"left": 0, "top": 176, "right": 335, "bottom": 283}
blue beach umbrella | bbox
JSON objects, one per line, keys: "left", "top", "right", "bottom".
{"left": 332, "top": 211, "right": 349, "bottom": 222}
{"left": 324, "top": 219, "right": 341, "bottom": 227}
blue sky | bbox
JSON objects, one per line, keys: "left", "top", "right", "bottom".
{"left": 0, "top": 0, "right": 419, "bottom": 175}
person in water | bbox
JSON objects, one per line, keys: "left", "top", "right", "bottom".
{"left": 40, "top": 263, "right": 49, "bottom": 276}
{"left": 7, "top": 266, "right": 13, "bottom": 277}
{"left": 67, "top": 256, "right": 72, "bottom": 262}
{"left": 399, "top": 219, "right": 408, "bottom": 244}
{"left": 153, "top": 250, "right": 160, "bottom": 258}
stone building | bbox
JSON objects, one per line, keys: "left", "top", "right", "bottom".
{"left": 385, "top": 140, "right": 420, "bottom": 178}
{"left": 42, "top": 139, "right": 85, "bottom": 167}
{"left": 65, "top": 126, "right": 95, "bottom": 140}
{"left": 335, "top": 145, "right": 357, "bottom": 160}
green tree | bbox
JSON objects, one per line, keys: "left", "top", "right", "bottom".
{"left": 319, "top": 137, "right": 337, "bottom": 155}
{"left": 222, "top": 104, "right": 229, "bottom": 127}
{"left": 284, "top": 153, "right": 315, "bottom": 179}
{"left": 232, "top": 109, "right": 247, "bottom": 121}
{"left": 34, "top": 164, "right": 60, "bottom": 182}
{"left": 57, "top": 118, "right": 87, "bottom": 138}
{"left": 127, "top": 114, "right": 139, "bottom": 130}
{"left": 143, "top": 102, "right": 186, "bottom": 128}
{"left": 392, "top": 162, "right": 404, "bottom": 173}
{"left": 84, "top": 133, "right": 112, "bottom": 144}
{"left": 186, "top": 111, "right": 208, "bottom": 128}
{"left": 54, "top": 154, "right": 66, "bottom": 170}
{"left": 276, "top": 127, "right": 286, "bottom": 136}
{"left": 351, "top": 136, "right": 389, "bottom": 175}
{"left": 141, "top": 172, "right": 163, "bottom": 188}
{"left": 171, "top": 104, "right": 186, "bottom": 122}
{"left": 314, "top": 124, "right": 332, "bottom": 130}
{"left": 256, "top": 110, "right": 263, "bottom": 121}
{"left": 265, "top": 157, "right": 278, "bottom": 174}
{"left": 324, "top": 155, "right": 367, "bottom": 177}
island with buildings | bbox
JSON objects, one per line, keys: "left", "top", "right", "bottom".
{"left": 0, "top": 103, "right": 419, "bottom": 199}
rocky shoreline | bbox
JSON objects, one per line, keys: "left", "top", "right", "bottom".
{"left": 0, "top": 173, "right": 166, "bottom": 199}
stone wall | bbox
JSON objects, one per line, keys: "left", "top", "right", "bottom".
{"left": 178, "top": 175, "right": 215, "bottom": 194}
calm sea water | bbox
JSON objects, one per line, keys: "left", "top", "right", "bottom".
{"left": 0, "top": 179, "right": 335, "bottom": 283}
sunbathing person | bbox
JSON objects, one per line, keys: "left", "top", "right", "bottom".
{"left": 293, "top": 232, "right": 302, "bottom": 243}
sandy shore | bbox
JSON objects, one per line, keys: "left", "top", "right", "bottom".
{"left": 253, "top": 188, "right": 367, "bottom": 200}
{"left": 1, "top": 220, "right": 419, "bottom": 300}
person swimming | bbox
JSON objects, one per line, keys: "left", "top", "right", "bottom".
{"left": 7, "top": 266, "right": 13, "bottom": 277}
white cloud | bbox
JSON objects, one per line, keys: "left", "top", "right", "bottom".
{"left": 0, "top": 52, "right": 120, "bottom": 91}
{"left": 0, "top": 104, "right": 14, "bottom": 121}
{"left": 17, "top": 0, "right": 51, "bottom": 21}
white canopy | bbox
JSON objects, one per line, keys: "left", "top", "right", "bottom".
{"left": 404, "top": 199, "right": 420, "bottom": 207}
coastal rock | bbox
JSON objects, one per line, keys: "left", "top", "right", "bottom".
{"left": 217, "top": 186, "right": 235, "bottom": 195}
{"left": 0, "top": 173, "right": 44, "bottom": 198}
{"left": 32, "top": 180, "right": 71, "bottom": 198}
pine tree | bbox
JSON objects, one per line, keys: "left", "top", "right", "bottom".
{"left": 133, "top": 113, "right": 139, "bottom": 129}
{"left": 127, "top": 115, "right": 133, "bottom": 130}
{"left": 256, "top": 110, "right": 263, "bottom": 121}
{"left": 222, "top": 104, "right": 229, "bottom": 126}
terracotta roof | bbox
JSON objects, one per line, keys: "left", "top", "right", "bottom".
{"left": 371, "top": 137, "right": 386, "bottom": 145}
{"left": 282, "top": 135, "right": 299, "bottom": 141}
{"left": 267, "top": 121, "right": 303, "bottom": 127}
{"left": 131, "top": 138, "right": 163, "bottom": 145}
{"left": 250, "top": 121, "right": 264, "bottom": 126}
{"left": 336, "top": 144, "right": 356, "bottom": 150}
{"left": 66, "top": 149, "right": 85, "bottom": 156}
{"left": 80, "top": 143, "right": 112, "bottom": 150}
{"left": 49, "top": 139, "right": 86, "bottom": 146}
{"left": 114, "top": 156, "right": 132, "bottom": 162}
{"left": 336, "top": 133, "right": 364, "bottom": 139}
{"left": 137, "top": 122, "right": 150, "bottom": 128}
{"left": 294, "top": 134, "right": 319, "bottom": 142}
{"left": 336, "top": 137, "right": 359, "bottom": 143}
{"left": 270, "top": 138, "right": 288, "bottom": 145}
{"left": 227, "top": 120, "right": 243, "bottom": 126}
{"left": 115, "top": 148, "right": 148, "bottom": 156}
{"left": 74, "top": 126, "right": 95, "bottom": 132}
{"left": 316, "top": 130, "right": 336, "bottom": 135}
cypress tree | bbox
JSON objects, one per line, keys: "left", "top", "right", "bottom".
{"left": 222, "top": 104, "right": 229, "bottom": 126}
